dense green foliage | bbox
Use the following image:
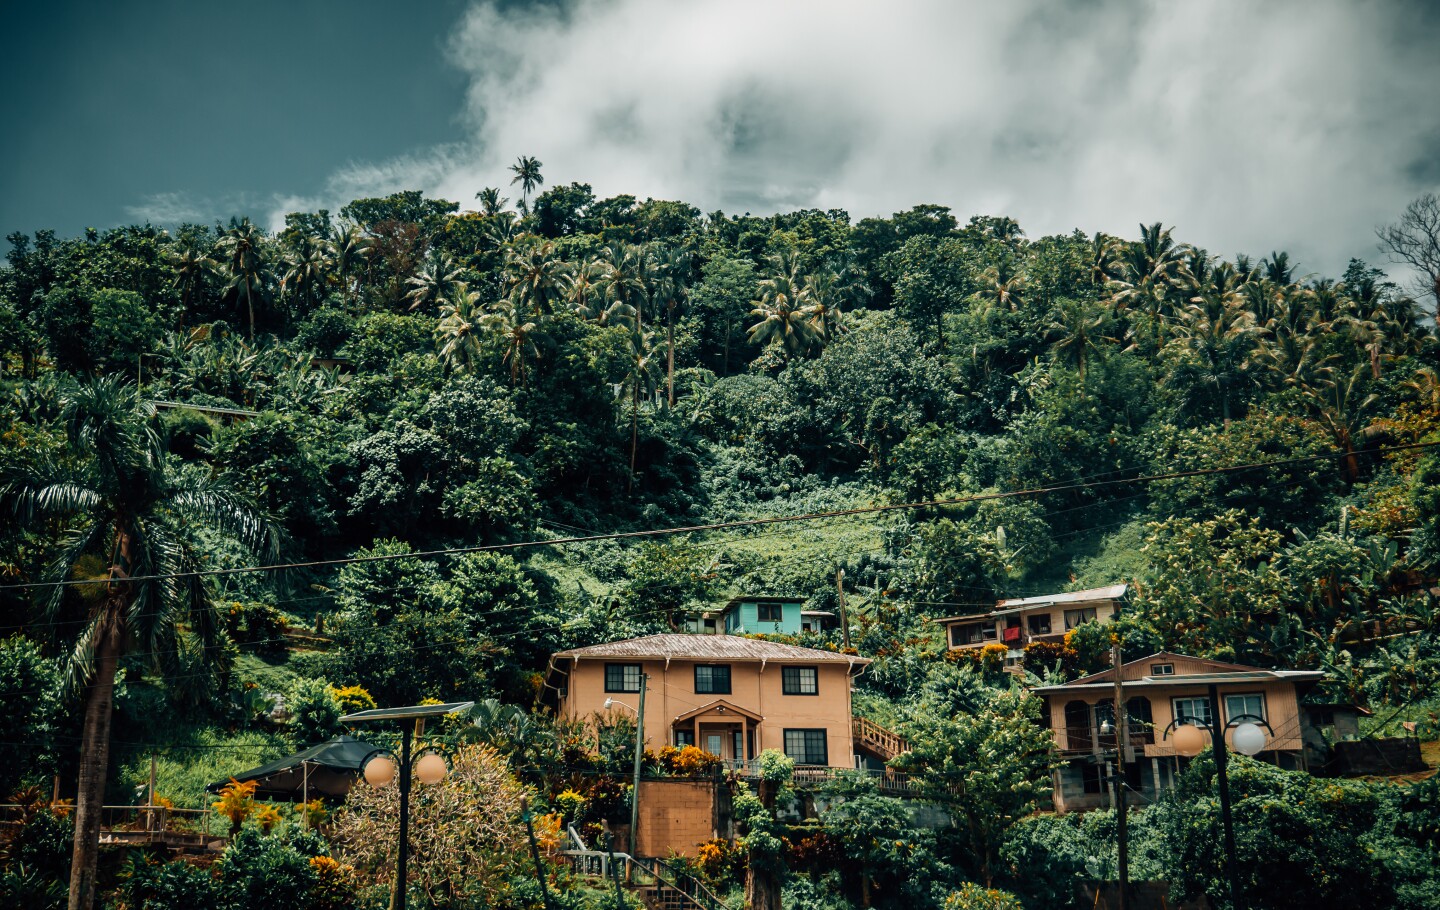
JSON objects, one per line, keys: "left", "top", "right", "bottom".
{"left": 2, "top": 184, "right": 1439, "bottom": 909}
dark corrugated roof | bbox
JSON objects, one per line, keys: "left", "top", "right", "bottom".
{"left": 554, "top": 633, "right": 868, "bottom": 664}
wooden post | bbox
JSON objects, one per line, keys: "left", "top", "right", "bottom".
{"left": 147, "top": 756, "right": 157, "bottom": 832}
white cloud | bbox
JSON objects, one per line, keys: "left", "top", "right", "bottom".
{"left": 125, "top": 191, "right": 211, "bottom": 226}
{"left": 299, "top": 0, "right": 1440, "bottom": 276}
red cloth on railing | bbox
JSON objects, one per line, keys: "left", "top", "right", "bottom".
{"left": 1002, "top": 626, "right": 1022, "bottom": 643}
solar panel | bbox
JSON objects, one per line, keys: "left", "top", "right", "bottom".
{"left": 340, "top": 701, "right": 474, "bottom": 723}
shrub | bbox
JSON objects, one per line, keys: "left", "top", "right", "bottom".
{"left": 328, "top": 685, "right": 376, "bottom": 715}
{"left": 286, "top": 678, "right": 343, "bottom": 749}
{"left": 945, "top": 882, "right": 1024, "bottom": 910}
{"left": 113, "top": 854, "right": 218, "bottom": 910}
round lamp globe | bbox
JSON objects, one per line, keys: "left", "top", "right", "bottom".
{"left": 1232, "top": 722, "right": 1267, "bottom": 756}
{"left": 415, "top": 752, "right": 449, "bottom": 786}
{"left": 1171, "top": 722, "right": 1207, "bottom": 758}
{"left": 363, "top": 755, "right": 397, "bottom": 788}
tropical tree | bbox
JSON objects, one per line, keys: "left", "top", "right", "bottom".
{"left": 481, "top": 299, "right": 540, "bottom": 387}
{"left": 652, "top": 245, "right": 692, "bottom": 405}
{"left": 1377, "top": 192, "right": 1440, "bottom": 314}
{"left": 474, "top": 187, "right": 508, "bottom": 216}
{"left": 502, "top": 238, "right": 567, "bottom": 318}
{"left": 1045, "top": 297, "right": 1108, "bottom": 381}
{"left": 1, "top": 377, "right": 274, "bottom": 910}
{"left": 595, "top": 242, "right": 650, "bottom": 330}
{"left": 435, "top": 284, "right": 486, "bottom": 374}
{"left": 215, "top": 218, "right": 269, "bottom": 339}
{"left": 1300, "top": 364, "right": 1384, "bottom": 482}
{"left": 326, "top": 221, "right": 371, "bottom": 306}
{"left": 621, "top": 329, "right": 661, "bottom": 489}
{"left": 166, "top": 237, "right": 216, "bottom": 328}
{"left": 1164, "top": 288, "right": 1265, "bottom": 423}
{"left": 1105, "top": 222, "right": 1192, "bottom": 349}
{"left": 508, "top": 156, "right": 544, "bottom": 215}
{"left": 279, "top": 235, "right": 328, "bottom": 318}
{"left": 748, "top": 250, "right": 817, "bottom": 361}
{"left": 405, "top": 251, "right": 464, "bottom": 314}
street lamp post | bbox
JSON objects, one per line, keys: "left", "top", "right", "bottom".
{"left": 342, "top": 701, "right": 474, "bottom": 910}
{"left": 604, "top": 671, "right": 648, "bottom": 860}
{"left": 1162, "top": 683, "right": 1273, "bottom": 910}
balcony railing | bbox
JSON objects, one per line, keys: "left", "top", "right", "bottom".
{"left": 1060, "top": 725, "right": 1154, "bottom": 754}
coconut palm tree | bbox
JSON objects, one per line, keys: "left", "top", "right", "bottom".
{"left": 595, "top": 243, "right": 650, "bottom": 331}
{"left": 482, "top": 299, "right": 540, "bottom": 387}
{"left": 802, "top": 268, "right": 848, "bottom": 350}
{"left": 435, "top": 284, "right": 486, "bottom": 375}
{"left": 1046, "top": 298, "right": 1109, "bottom": 382}
{"left": 215, "top": 218, "right": 269, "bottom": 339}
{"left": 1301, "top": 364, "right": 1383, "bottom": 482}
{"left": 503, "top": 238, "right": 567, "bottom": 318}
{"left": 620, "top": 329, "right": 661, "bottom": 490}
{"left": 1105, "top": 222, "right": 1193, "bottom": 350}
{"left": 652, "top": 246, "right": 692, "bottom": 406}
{"left": 326, "top": 221, "right": 371, "bottom": 307}
{"left": 1165, "top": 288, "right": 1265, "bottom": 423}
{"left": 508, "top": 156, "right": 544, "bottom": 215}
{"left": 474, "top": 187, "right": 508, "bottom": 216}
{"left": 563, "top": 258, "right": 608, "bottom": 322}
{"left": 1, "top": 377, "right": 274, "bottom": 910}
{"left": 975, "top": 264, "right": 1026, "bottom": 315}
{"left": 280, "top": 235, "right": 328, "bottom": 318}
{"left": 405, "top": 252, "right": 465, "bottom": 314}
{"left": 167, "top": 237, "right": 216, "bottom": 329}
{"left": 748, "top": 250, "right": 817, "bottom": 361}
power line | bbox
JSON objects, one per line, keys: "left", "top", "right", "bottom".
{"left": 5, "top": 439, "right": 1434, "bottom": 593}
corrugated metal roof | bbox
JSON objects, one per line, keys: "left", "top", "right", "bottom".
{"left": 554, "top": 633, "right": 868, "bottom": 664}
{"left": 995, "top": 583, "right": 1128, "bottom": 610}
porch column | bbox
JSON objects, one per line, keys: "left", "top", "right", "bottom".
{"left": 1150, "top": 757, "right": 1162, "bottom": 796}
{"left": 740, "top": 717, "right": 748, "bottom": 762}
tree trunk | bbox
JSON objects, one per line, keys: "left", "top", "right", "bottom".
{"left": 666, "top": 306, "right": 675, "bottom": 407}
{"left": 68, "top": 607, "right": 123, "bottom": 910}
{"left": 628, "top": 385, "right": 639, "bottom": 493}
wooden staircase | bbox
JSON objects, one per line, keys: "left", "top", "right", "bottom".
{"left": 853, "top": 716, "right": 908, "bottom": 762}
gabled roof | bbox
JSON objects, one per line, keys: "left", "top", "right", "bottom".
{"left": 932, "top": 584, "right": 1128, "bottom": 624}
{"left": 672, "top": 699, "right": 764, "bottom": 724}
{"left": 1069, "top": 651, "right": 1259, "bottom": 685}
{"left": 994, "top": 583, "right": 1128, "bottom": 613}
{"left": 722, "top": 595, "right": 807, "bottom": 610}
{"left": 553, "top": 633, "right": 868, "bottom": 665}
{"left": 1032, "top": 651, "right": 1325, "bottom": 693}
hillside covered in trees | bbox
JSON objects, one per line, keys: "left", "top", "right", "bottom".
{"left": 3, "top": 175, "right": 1440, "bottom": 910}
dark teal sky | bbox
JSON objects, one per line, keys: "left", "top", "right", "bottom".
{"left": 0, "top": 0, "right": 471, "bottom": 239}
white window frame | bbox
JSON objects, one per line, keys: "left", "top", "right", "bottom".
{"left": 1172, "top": 696, "right": 1213, "bottom": 728}
{"left": 1224, "top": 692, "right": 1266, "bottom": 724}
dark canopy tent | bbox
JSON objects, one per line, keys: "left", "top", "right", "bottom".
{"left": 207, "top": 735, "right": 381, "bottom": 800}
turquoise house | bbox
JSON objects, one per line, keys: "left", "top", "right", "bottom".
{"left": 720, "top": 596, "right": 807, "bottom": 635}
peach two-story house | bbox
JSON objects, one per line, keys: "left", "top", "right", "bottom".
{"left": 936, "top": 584, "right": 1126, "bottom": 654}
{"left": 542, "top": 634, "right": 891, "bottom": 768}
{"left": 1033, "top": 652, "right": 1325, "bottom": 812}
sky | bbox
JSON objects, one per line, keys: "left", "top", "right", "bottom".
{"left": 4, "top": 0, "right": 1439, "bottom": 280}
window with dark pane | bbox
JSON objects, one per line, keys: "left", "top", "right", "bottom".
{"left": 694, "top": 664, "right": 731, "bottom": 694}
{"left": 783, "top": 728, "right": 828, "bottom": 765}
{"left": 604, "top": 663, "right": 643, "bottom": 693}
{"left": 782, "top": 666, "right": 818, "bottom": 695}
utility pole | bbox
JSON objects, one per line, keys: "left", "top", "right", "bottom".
{"left": 836, "top": 569, "right": 850, "bottom": 649}
{"left": 1112, "top": 642, "right": 1128, "bottom": 910}
{"left": 629, "top": 673, "right": 648, "bottom": 859}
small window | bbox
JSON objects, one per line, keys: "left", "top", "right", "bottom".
{"left": 604, "top": 663, "right": 643, "bottom": 693}
{"left": 1151, "top": 663, "right": 1174, "bottom": 676}
{"left": 757, "top": 602, "right": 784, "bottom": 623}
{"left": 1309, "top": 707, "right": 1335, "bottom": 727}
{"left": 783, "top": 729, "right": 829, "bottom": 765}
{"left": 674, "top": 730, "right": 694, "bottom": 747}
{"left": 1027, "top": 614, "right": 1052, "bottom": 635}
{"left": 1225, "top": 693, "right": 1266, "bottom": 723}
{"left": 783, "top": 666, "right": 819, "bottom": 695}
{"left": 1064, "top": 607, "right": 1098, "bottom": 630}
{"left": 951, "top": 623, "right": 990, "bottom": 646}
{"left": 694, "top": 664, "right": 732, "bottom": 695}
{"left": 1172, "top": 696, "right": 1212, "bottom": 727}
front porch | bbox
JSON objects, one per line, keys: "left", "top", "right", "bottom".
{"left": 672, "top": 699, "right": 762, "bottom": 764}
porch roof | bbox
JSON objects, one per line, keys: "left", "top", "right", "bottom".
{"left": 672, "top": 699, "right": 764, "bottom": 725}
